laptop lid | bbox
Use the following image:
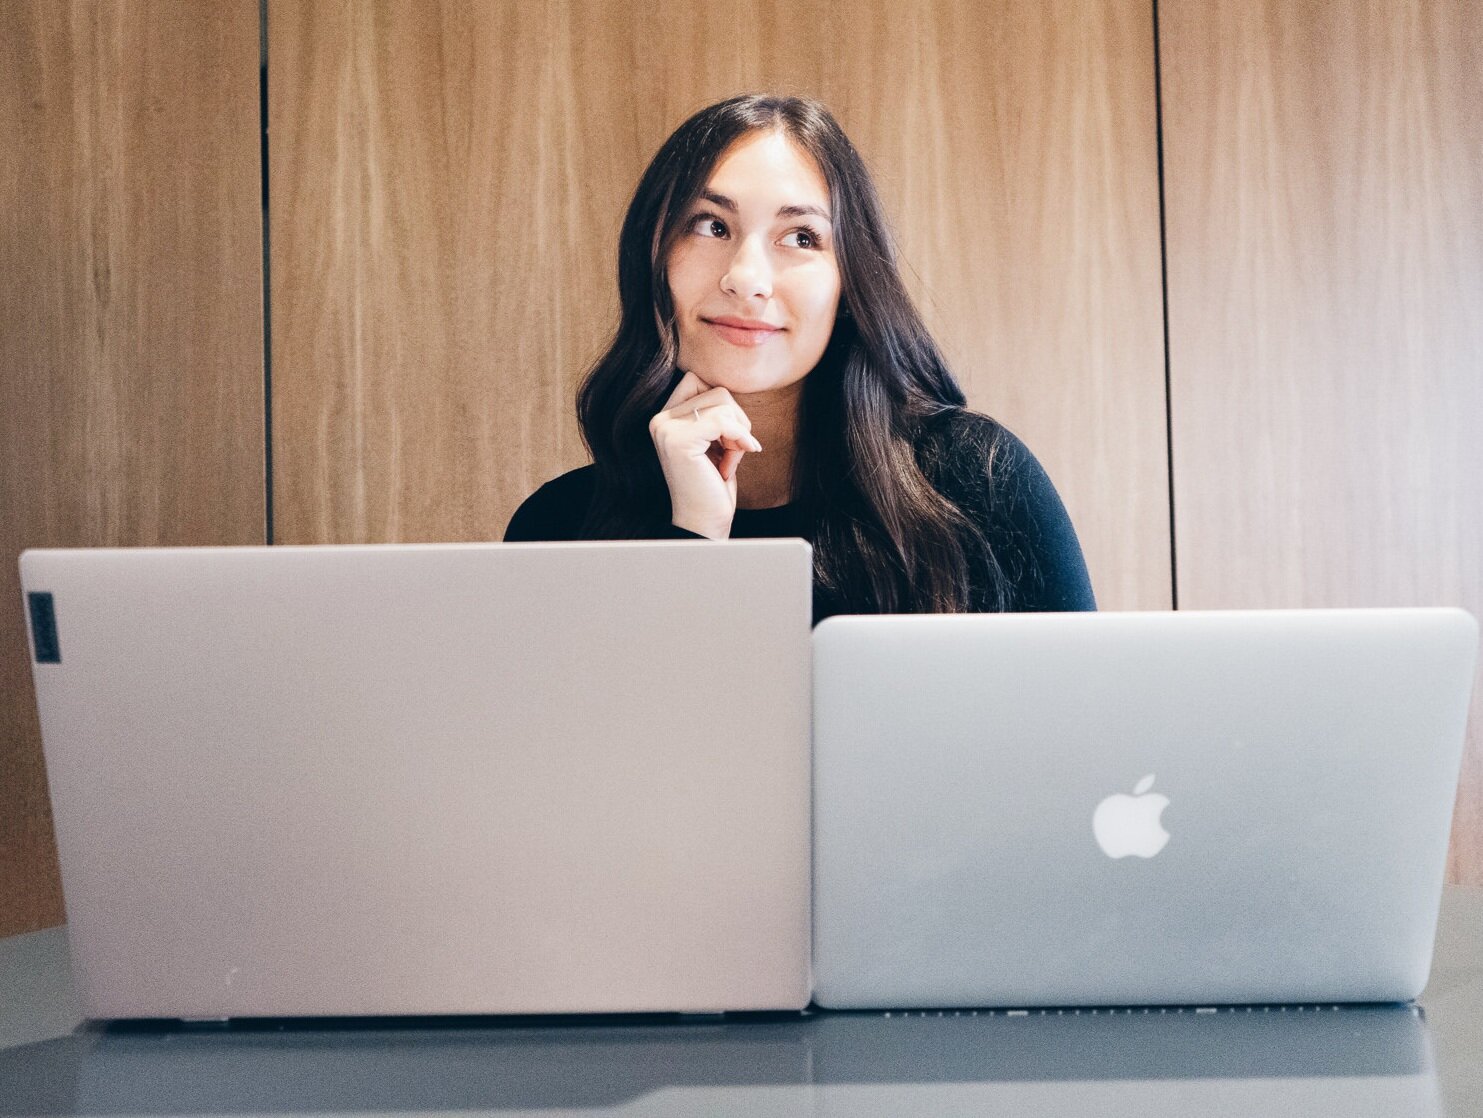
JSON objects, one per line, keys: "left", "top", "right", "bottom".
{"left": 811, "top": 608, "right": 1477, "bottom": 1009}
{"left": 20, "top": 540, "right": 812, "bottom": 1018}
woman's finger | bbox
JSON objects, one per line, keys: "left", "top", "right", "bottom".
{"left": 716, "top": 446, "right": 745, "bottom": 482}
{"left": 661, "top": 387, "right": 749, "bottom": 428}
{"left": 660, "top": 369, "right": 712, "bottom": 412}
{"left": 709, "top": 424, "right": 762, "bottom": 454}
{"left": 690, "top": 402, "right": 755, "bottom": 440}
{"left": 661, "top": 404, "right": 762, "bottom": 453}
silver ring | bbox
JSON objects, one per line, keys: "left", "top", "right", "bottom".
{"left": 692, "top": 406, "right": 702, "bottom": 422}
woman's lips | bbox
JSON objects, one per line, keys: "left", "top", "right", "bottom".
{"left": 705, "top": 319, "right": 782, "bottom": 347}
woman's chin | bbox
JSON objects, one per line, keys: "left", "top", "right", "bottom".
{"left": 703, "top": 367, "right": 805, "bottom": 397}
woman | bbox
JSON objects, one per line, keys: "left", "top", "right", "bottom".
{"left": 505, "top": 93, "right": 1096, "bottom": 624}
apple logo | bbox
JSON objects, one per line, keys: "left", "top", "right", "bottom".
{"left": 1093, "top": 774, "right": 1171, "bottom": 859}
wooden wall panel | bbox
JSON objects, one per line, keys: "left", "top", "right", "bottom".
{"left": 269, "top": 0, "right": 1169, "bottom": 611}
{"left": 824, "top": 1, "right": 1169, "bottom": 612}
{"left": 0, "top": 0, "right": 264, "bottom": 936}
{"left": 1161, "top": 1, "right": 1483, "bottom": 882}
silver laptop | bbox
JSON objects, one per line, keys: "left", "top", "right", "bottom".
{"left": 19, "top": 540, "right": 813, "bottom": 1019}
{"left": 812, "top": 608, "right": 1477, "bottom": 1009}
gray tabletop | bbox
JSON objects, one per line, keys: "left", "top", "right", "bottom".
{"left": 2, "top": 887, "right": 1480, "bottom": 1116}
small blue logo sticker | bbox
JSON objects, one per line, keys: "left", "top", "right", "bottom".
{"left": 27, "top": 592, "right": 60, "bottom": 663}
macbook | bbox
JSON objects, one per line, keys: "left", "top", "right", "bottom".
{"left": 811, "top": 608, "right": 1477, "bottom": 1008}
{"left": 20, "top": 540, "right": 813, "bottom": 1019}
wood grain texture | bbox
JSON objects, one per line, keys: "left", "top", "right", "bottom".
{"left": 817, "top": 0, "right": 1170, "bottom": 612}
{"left": 1161, "top": 1, "right": 1483, "bottom": 881}
{"left": 269, "top": 0, "right": 1169, "bottom": 612}
{"left": 269, "top": 0, "right": 615, "bottom": 543}
{"left": 0, "top": 0, "right": 264, "bottom": 936}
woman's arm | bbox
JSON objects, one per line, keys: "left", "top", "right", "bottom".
{"left": 503, "top": 464, "right": 709, "bottom": 543}
{"left": 927, "top": 412, "right": 1097, "bottom": 613}
{"left": 502, "top": 467, "right": 595, "bottom": 542}
{"left": 987, "top": 426, "right": 1097, "bottom": 611}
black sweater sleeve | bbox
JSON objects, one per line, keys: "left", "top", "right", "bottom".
{"left": 503, "top": 465, "right": 705, "bottom": 542}
{"left": 503, "top": 468, "right": 591, "bottom": 541}
{"left": 991, "top": 428, "right": 1097, "bottom": 611}
{"left": 921, "top": 412, "right": 1097, "bottom": 613}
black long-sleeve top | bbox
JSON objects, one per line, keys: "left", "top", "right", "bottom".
{"left": 504, "top": 408, "right": 1097, "bottom": 624}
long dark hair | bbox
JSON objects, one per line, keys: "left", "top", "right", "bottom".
{"left": 577, "top": 93, "right": 1007, "bottom": 613}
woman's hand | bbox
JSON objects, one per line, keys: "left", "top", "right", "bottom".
{"left": 648, "top": 370, "right": 763, "bottom": 539}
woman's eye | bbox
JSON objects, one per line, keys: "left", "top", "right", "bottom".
{"left": 692, "top": 215, "right": 727, "bottom": 238}
{"left": 784, "top": 228, "right": 822, "bottom": 250}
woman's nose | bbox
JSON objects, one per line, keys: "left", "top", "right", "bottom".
{"left": 721, "top": 236, "right": 773, "bottom": 300}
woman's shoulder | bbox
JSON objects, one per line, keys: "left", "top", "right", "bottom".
{"left": 913, "top": 407, "right": 1040, "bottom": 499}
{"left": 503, "top": 463, "right": 598, "bottom": 541}
{"left": 918, "top": 406, "right": 1097, "bottom": 611}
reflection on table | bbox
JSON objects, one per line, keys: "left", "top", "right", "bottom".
{"left": 0, "top": 1000, "right": 1440, "bottom": 1117}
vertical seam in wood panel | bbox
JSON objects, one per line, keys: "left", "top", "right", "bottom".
{"left": 260, "top": 0, "right": 274, "bottom": 545}
{"left": 1152, "top": 0, "right": 1178, "bottom": 610}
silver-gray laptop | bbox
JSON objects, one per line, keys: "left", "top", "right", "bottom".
{"left": 20, "top": 540, "right": 812, "bottom": 1019}
{"left": 812, "top": 608, "right": 1477, "bottom": 1009}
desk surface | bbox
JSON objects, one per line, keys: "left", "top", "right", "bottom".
{"left": 2, "top": 887, "right": 1480, "bottom": 1116}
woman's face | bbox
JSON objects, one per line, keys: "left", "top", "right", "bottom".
{"left": 666, "top": 130, "right": 842, "bottom": 395}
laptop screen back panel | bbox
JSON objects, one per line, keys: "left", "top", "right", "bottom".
{"left": 812, "top": 609, "right": 1476, "bottom": 1008}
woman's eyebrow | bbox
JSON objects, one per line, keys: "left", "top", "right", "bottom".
{"left": 700, "top": 190, "right": 831, "bottom": 222}
{"left": 778, "top": 202, "right": 832, "bottom": 222}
